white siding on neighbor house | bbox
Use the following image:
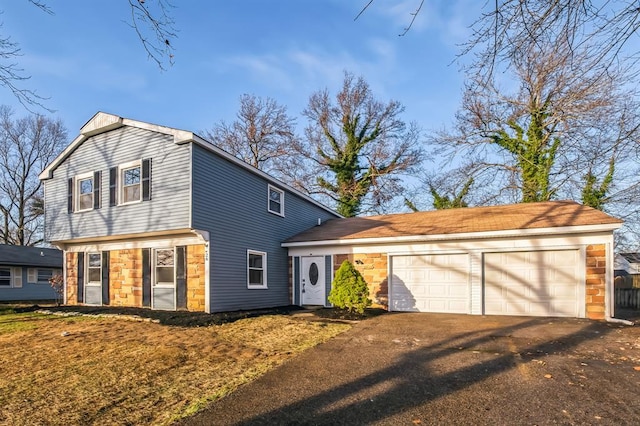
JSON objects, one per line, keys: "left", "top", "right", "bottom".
{"left": 44, "top": 127, "right": 192, "bottom": 242}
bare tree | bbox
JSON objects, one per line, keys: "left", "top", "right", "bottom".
{"left": 289, "top": 72, "right": 422, "bottom": 217}
{"left": 1, "top": 1, "right": 177, "bottom": 110}
{"left": 462, "top": 0, "right": 640, "bottom": 82}
{"left": 0, "top": 106, "right": 67, "bottom": 245}
{"left": 205, "top": 94, "right": 297, "bottom": 174}
{"left": 434, "top": 37, "right": 640, "bottom": 207}
{"left": 126, "top": 0, "right": 177, "bottom": 70}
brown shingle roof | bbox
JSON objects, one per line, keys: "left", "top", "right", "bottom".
{"left": 285, "top": 201, "right": 622, "bottom": 243}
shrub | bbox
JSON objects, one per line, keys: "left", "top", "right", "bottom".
{"left": 328, "top": 260, "right": 371, "bottom": 314}
{"left": 49, "top": 274, "right": 64, "bottom": 306}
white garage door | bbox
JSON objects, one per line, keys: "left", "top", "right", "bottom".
{"left": 484, "top": 250, "right": 581, "bottom": 317}
{"left": 390, "top": 254, "right": 470, "bottom": 313}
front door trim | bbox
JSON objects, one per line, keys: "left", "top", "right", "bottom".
{"left": 301, "top": 256, "right": 325, "bottom": 306}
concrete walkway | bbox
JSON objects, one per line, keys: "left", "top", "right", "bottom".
{"left": 178, "top": 313, "right": 640, "bottom": 425}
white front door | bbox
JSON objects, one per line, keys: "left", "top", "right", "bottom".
{"left": 301, "top": 256, "right": 325, "bottom": 306}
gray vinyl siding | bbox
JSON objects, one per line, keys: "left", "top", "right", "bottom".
{"left": 44, "top": 127, "right": 191, "bottom": 242}
{"left": 191, "top": 144, "right": 338, "bottom": 312}
{"left": 0, "top": 267, "right": 57, "bottom": 301}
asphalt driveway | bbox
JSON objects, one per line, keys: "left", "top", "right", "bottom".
{"left": 179, "top": 312, "right": 640, "bottom": 426}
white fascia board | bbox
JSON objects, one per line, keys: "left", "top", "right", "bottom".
{"left": 281, "top": 223, "right": 622, "bottom": 248}
{"left": 189, "top": 135, "right": 341, "bottom": 218}
{"left": 121, "top": 118, "right": 195, "bottom": 144}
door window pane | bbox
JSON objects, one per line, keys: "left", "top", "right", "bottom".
{"left": 155, "top": 248, "right": 175, "bottom": 286}
{"left": 87, "top": 253, "right": 101, "bottom": 284}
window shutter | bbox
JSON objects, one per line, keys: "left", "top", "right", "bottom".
{"left": 28, "top": 268, "right": 37, "bottom": 283}
{"left": 67, "top": 177, "right": 74, "bottom": 213}
{"left": 176, "top": 246, "right": 187, "bottom": 310}
{"left": 142, "top": 158, "right": 151, "bottom": 201}
{"left": 109, "top": 167, "right": 118, "bottom": 206}
{"left": 12, "top": 267, "right": 22, "bottom": 288}
{"left": 101, "top": 251, "right": 110, "bottom": 305}
{"left": 142, "top": 248, "right": 151, "bottom": 307}
{"left": 93, "top": 171, "right": 101, "bottom": 209}
{"left": 77, "top": 253, "right": 84, "bottom": 303}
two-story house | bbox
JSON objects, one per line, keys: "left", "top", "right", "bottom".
{"left": 40, "top": 112, "right": 339, "bottom": 312}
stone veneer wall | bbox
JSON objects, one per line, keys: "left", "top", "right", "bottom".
{"left": 65, "top": 252, "right": 79, "bottom": 304}
{"left": 110, "top": 249, "right": 143, "bottom": 307}
{"left": 585, "top": 244, "right": 607, "bottom": 320}
{"left": 334, "top": 253, "right": 389, "bottom": 308}
{"left": 186, "top": 244, "right": 206, "bottom": 311}
{"left": 64, "top": 244, "right": 206, "bottom": 311}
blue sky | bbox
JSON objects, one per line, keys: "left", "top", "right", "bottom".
{"left": 1, "top": 1, "right": 481, "bottom": 137}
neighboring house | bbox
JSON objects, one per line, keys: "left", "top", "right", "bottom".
{"left": 614, "top": 253, "right": 640, "bottom": 288}
{"left": 283, "top": 201, "right": 622, "bottom": 320}
{"left": 0, "top": 245, "right": 63, "bottom": 301}
{"left": 39, "top": 112, "right": 340, "bottom": 312}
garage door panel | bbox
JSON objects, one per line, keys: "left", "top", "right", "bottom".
{"left": 484, "top": 250, "right": 580, "bottom": 317}
{"left": 391, "top": 254, "right": 470, "bottom": 314}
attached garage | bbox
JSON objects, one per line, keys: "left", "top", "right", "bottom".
{"left": 390, "top": 254, "right": 469, "bottom": 313}
{"left": 483, "top": 250, "right": 582, "bottom": 317}
{"left": 284, "top": 201, "right": 623, "bottom": 320}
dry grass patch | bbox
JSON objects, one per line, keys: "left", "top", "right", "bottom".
{"left": 0, "top": 311, "right": 350, "bottom": 425}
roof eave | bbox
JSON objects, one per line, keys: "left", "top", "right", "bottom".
{"left": 281, "top": 222, "right": 623, "bottom": 248}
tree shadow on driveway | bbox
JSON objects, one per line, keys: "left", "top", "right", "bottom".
{"left": 179, "top": 313, "right": 640, "bottom": 425}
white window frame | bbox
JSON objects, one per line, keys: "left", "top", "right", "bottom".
{"left": 119, "top": 160, "right": 142, "bottom": 205}
{"left": 28, "top": 268, "right": 59, "bottom": 284}
{"left": 86, "top": 252, "right": 102, "bottom": 286}
{"left": 0, "top": 267, "right": 12, "bottom": 287}
{"left": 75, "top": 172, "right": 94, "bottom": 212}
{"left": 247, "top": 250, "right": 267, "bottom": 289}
{"left": 153, "top": 248, "right": 175, "bottom": 288}
{"left": 267, "top": 185, "right": 284, "bottom": 217}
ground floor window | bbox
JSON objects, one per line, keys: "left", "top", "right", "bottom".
{"left": 28, "top": 268, "right": 62, "bottom": 284}
{"left": 247, "top": 250, "right": 267, "bottom": 289}
{"left": 0, "top": 267, "right": 11, "bottom": 287}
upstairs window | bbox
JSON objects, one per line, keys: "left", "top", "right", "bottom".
{"left": 76, "top": 173, "right": 94, "bottom": 212}
{"left": 109, "top": 159, "right": 151, "bottom": 206}
{"left": 70, "top": 171, "right": 101, "bottom": 213}
{"left": 268, "top": 185, "right": 284, "bottom": 216}
{"left": 121, "top": 163, "right": 141, "bottom": 204}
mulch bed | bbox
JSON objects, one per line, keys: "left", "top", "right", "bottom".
{"left": 11, "top": 304, "right": 388, "bottom": 327}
